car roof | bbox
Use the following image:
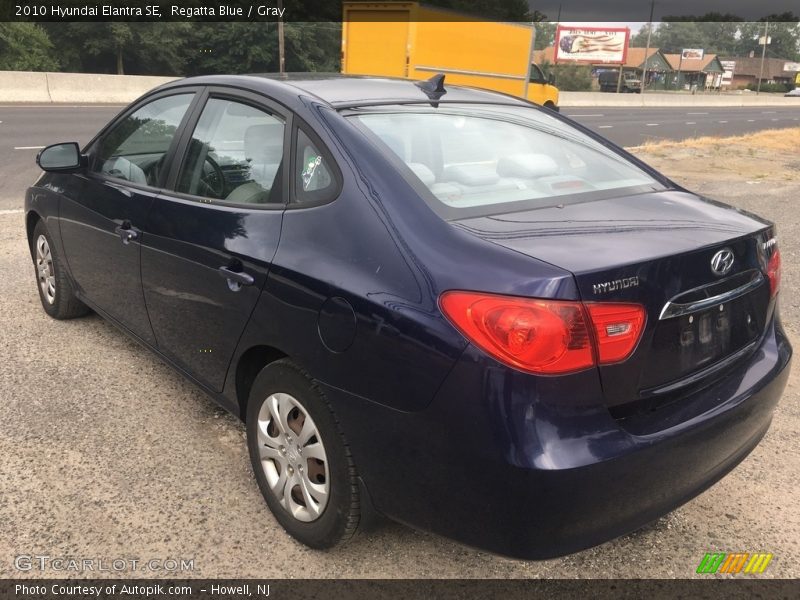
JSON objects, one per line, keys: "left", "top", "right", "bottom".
{"left": 155, "top": 73, "right": 532, "bottom": 109}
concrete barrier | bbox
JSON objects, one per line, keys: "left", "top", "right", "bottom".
{"left": 1, "top": 70, "right": 797, "bottom": 107}
{"left": 560, "top": 91, "right": 798, "bottom": 107}
{"left": 0, "top": 70, "right": 179, "bottom": 104}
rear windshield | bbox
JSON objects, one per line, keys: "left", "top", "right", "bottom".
{"left": 348, "top": 104, "right": 664, "bottom": 218}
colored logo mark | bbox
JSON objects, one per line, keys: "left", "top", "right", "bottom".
{"left": 697, "top": 552, "right": 773, "bottom": 574}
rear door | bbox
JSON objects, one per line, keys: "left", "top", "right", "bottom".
{"left": 59, "top": 91, "right": 198, "bottom": 345}
{"left": 140, "top": 89, "right": 289, "bottom": 392}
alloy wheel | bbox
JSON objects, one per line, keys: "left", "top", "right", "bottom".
{"left": 256, "top": 392, "right": 330, "bottom": 522}
{"left": 36, "top": 234, "right": 56, "bottom": 304}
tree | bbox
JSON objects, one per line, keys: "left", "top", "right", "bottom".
{"left": 0, "top": 23, "right": 59, "bottom": 71}
{"left": 534, "top": 22, "right": 556, "bottom": 50}
{"left": 737, "top": 15, "right": 800, "bottom": 61}
{"left": 44, "top": 22, "right": 191, "bottom": 75}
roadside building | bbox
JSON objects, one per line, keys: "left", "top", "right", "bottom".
{"left": 718, "top": 57, "right": 799, "bottom": 89}
{"left": 663, "top": 53, "right": 725, "bottom": 90}
{"left": 534, "top": 46, "right": 672, "bottom": 90}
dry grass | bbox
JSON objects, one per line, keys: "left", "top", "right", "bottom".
{"left": 630, "top": 126, "right": 800, "bottom": 153}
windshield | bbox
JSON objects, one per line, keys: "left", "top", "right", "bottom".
{"left": 349, "top": 104, "right": 664, "bottom": 218}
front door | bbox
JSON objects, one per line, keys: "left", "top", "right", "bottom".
{"left": 141, "top": 93, "right": 288, "bottom": 392}
{"left": 59, "top": 92, "right": 197, "bottom": 345}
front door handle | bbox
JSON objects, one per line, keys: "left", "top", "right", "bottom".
{"left": 218, "top": 266, "right": 254, "bottom": 291}
{"left": 114, "top": 223, "right": 140, "bottom": 245}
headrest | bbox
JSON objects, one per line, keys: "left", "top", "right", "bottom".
{"left": 496, "top": 153, "right": 559, "bottom": 178}
{"left": 407, "top": 162, "right": 436, "bottom": 187}
{"left": 244, "top": 123, "right": 284, "bottom": 163}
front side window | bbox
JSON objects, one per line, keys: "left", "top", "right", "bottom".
{"left": 93, "top": 93, "right": 194, "bottom": 187}
{"left": 350, "top": 104, "right": 663, "bottom": 218}
{"left": 176, "top": 98, "right": 285, "bottom": 205}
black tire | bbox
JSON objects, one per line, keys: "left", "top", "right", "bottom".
{"left": 31, "top": 220, "right": 90, "bottom": 320}
{"left": 544, "top": 101, "right": 557, "bottom": 111}
{"left": 246, "top": 359, "right": 360, "bottom": 549}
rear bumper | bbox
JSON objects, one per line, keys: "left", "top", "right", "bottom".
{"left": 323, "top": 318, "right": 791, "bottom": 559}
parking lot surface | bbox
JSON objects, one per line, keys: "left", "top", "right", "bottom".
{"left": 0, "top": 123, "right": 798, "bottom": 578}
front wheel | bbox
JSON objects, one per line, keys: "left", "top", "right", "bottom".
{"left": 246, "top": 359, "right": 361, "bottom": 549}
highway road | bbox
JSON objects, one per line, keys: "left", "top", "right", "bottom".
{"left": 1, "top": 103, "right": 798, "bottom": 210}
{"left": 561, "top": 105, "right": 800, "bottom": 146}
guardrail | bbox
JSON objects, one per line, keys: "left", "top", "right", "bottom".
{"left": 559, "top": 91, "right": 796, "bottom": 107}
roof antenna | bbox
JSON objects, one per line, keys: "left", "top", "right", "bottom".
{"left": 415, "top": 73, "right": 447, "bottom": 107}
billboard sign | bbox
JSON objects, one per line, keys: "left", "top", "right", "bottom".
{"left": 554, "top": 26, "right": 629, "bottom": 64}
{"left": 720, "top": 60, "right": 736, "bottom": 85}
{"left": 681, "top": 49, "right": 705, "bottom": 60}
{"left": 784, "top": 62, "right": 800, "bottom": 72}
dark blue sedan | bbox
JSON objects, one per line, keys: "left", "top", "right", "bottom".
{"left": 25, "top": 74, "right": 791, "bottom": 558}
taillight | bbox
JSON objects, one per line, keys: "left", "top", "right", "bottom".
{"left": 585, "top": 303, "right": 646, "bottom": 364}
{"left": 439, "top": 292, "right": 594, "bottom": 374}
{"left": 767, "top": 248, "right": 781, "bottom": 298}
{"left": 439, "top": 291, "right": 646, "bottom": 375}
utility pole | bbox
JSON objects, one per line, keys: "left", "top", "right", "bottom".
{"left": 277, "top": 0, "right": 285, "bottom": 74}
{"left": 757, "top": 20, "right": 769, "bottom": 95}
{"left": 641, "top": 0, "right": 655, "bottom": 93}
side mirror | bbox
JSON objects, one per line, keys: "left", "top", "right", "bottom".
{"left": 36, "top": 142, "right": 86, "bottom": 172}
{"left": 548, "top": 73, "right": 556, "bottom": 86}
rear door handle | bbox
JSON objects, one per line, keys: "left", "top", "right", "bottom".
{"left": 114, "top": 223, "right": 140, "bottom": 245}
{"left": 218, "top": 266, "right": 254, "bottom": 291}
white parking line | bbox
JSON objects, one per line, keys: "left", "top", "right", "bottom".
{"left": 719, "top": 120, "right": 728, "bottom": 123}
{"left": 747, "top": 119, "right": 756, "bottom": 122}
{"left": 0, "top": 209, "right": 24, "bottom": 215}
{"left": 598, "top": 125, "right": 613, "bottom": 129}
{"left": 762, "top": 111, "right": 776, "bottom": 114}
{"left": 685, "top": 121, "right": 696, "bottom": 125}
{"left": 646, "top": 123, "right": 659, "bottom": 126}
{"left": 14, "top": 146, "right": 45, "bottom": 150}
{"left": 771, "top": 118, "right": 779, "bottom": 121}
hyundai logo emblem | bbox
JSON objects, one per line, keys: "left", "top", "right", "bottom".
{"left": 710, "top": 248, "right": 735, "bottom": 276}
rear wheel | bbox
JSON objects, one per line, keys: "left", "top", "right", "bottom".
{"left": 246, "top": 359, "right": 360, "bottom": 548}
{"left": 31, "top": 220, "right": 89, "bottom": 320}
{"left": 544, "top": 101, "right": 557, "bottom": 111}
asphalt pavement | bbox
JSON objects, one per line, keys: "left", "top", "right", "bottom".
{"left": 1, "top": 104, "right": 799, "bottom": 578}
{"left": 561, "top": 105, "right": 800, "bottom": 146}
{"left": 1, "top": 104, "right": 798, "bottom": 211}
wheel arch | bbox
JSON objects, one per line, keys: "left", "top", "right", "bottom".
{"left": 26, "top": 211, "right": 42, "bottom": 258}
{"left": 235, "top": 344, "right": 288, "bottom": 419}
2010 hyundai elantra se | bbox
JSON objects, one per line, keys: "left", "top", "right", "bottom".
{"left": 25, "top": 74, "right": 791, "bottom": 558}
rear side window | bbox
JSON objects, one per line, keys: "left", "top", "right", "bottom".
{"left": 176, "top": 98, "right": 285, "bottom": 205}
{"left": 93, "top": 93, "right": 194, "bottom": 187}
{"left": 350, "top": 104, "right": 663, "bottom": 217}
{"left": 293, "top": 128, "right": 338, "bottom": 205}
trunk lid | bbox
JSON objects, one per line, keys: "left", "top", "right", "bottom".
{"left": 453, "top": 190, "right": 775, "bottom": 411}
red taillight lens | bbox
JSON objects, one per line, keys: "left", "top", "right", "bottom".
{"left": 767, "top": 248, "right": 781, "bottom": 297}
{"left": 440, "top": 291, "right": 646, "bottom": 374}
{"left": 585, "top": 303, "right": 646, "bottom": 364}
{"left": 439, "top": 292, "right": 594, "bottom": 374}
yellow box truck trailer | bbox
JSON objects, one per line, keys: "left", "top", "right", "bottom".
{"left": 341, "top": 2, "right": 560, "bottom": 109}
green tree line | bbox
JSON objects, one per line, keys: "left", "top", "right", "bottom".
{"left": 0, "top": 22, "right": 343, "bottom": 75}
{"left": 2, "top": 15, "right": 798, "bottom": 75}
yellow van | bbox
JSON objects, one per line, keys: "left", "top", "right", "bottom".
{"left": 341, "top": 2, "right": 560, "bottom": 110}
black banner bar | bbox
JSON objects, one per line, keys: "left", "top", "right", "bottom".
{"left": 1, "top": 579, "right": 799, "bottom": 600}
{"left": 2, "top": 0, "right": 800, "bottom": 22}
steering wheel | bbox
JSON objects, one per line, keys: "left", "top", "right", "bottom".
{"left": 197, "top": 155, "right": 226, "bottom": 198}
